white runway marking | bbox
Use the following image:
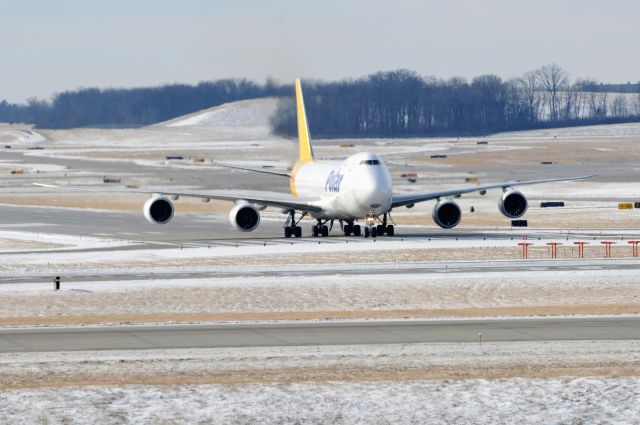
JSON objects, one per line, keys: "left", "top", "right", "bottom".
{"left": 0, "top": 223, "right": 56, "bottom": 229}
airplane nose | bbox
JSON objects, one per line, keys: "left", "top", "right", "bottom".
{"left": 361, "top": 190, "right": 388, "bottom": 211}
{"left": 355, "top": 173, "right": 391, "bottom": 213}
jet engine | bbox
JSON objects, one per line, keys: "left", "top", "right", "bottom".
{"left": 229, "top": 203, "right": 261, "bottom": 232}
{"left": 432, "top": 200, "right": 462, "bottom": 229}
{"left": 498, "top": 189, "right": 528, "bottom": 218}
{"left": 144, "top": 196, "right": 174, "bottom": 224}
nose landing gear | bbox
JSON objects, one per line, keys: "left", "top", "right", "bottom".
{"left": 363, "top": 213, "right": 394, "bottom": 238}
{"left": 364, "top": 212, "right": 376, "bottom": 238}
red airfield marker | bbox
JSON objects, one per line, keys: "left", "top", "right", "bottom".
{"left": 601, "top": 241, "right": 615, "bottom": 258}
{"left": 546, "top": 242, "right": 561, "bottom": 259}
{"left": 518, "top": 242, "right": 533, "bottom": 259}
{"left": 628, "top": 240, "right": 640, "bottom": 258}
{"left": 573, "top": 241, "right": 588, "bottom": 258}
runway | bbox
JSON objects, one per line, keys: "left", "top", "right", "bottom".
{"left": 2, "top": 317, "right": 640, "bottom": 353}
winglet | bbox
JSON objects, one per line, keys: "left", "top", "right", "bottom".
{"left": 295, "top": 79, "right": 315, "bottom": 163}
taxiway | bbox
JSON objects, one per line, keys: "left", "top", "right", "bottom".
{"left": 1, "top": 317, "right": 639, "bottom": 353}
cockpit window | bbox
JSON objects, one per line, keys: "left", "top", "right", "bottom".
{"left": 359, "top": 159, "right": 380, "bottom": 165}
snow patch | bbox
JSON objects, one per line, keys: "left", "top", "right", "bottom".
{"left": 489, "top": 121, "right": 640, "bottom": 139}
{"left": 162, "top": 98, "right": 279, "bottom": 128}
{"left": 20, "top": 130, "right": 45, "bottom": 143}
{"left": 0, "top": 230, "right": 128, "bottom": 252}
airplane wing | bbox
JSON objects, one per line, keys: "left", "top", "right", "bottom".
{"left": 149, "top": 189, "right": 324, "bottom": 213}
{"left": 391, "top": 175, "right": 594, "bottom": 208}
{"left": 207, "top": 160, "right": 291, "bottom": 177}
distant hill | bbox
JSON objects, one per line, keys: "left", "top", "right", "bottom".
{"left": 583, "top": 83, "right": 640, "bottom": 93}
{"left": 0, "top": 79, "right": 288, "bottom": 129}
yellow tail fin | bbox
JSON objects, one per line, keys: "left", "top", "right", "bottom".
{"left": 295, "top": 79, "right": 315, "bottom": 163}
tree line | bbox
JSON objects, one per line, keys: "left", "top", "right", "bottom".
{"left": 0, "top": 79, "right": 287, "bottom": 129}
{"left": 271, "top": 64, "right": 640, "bottom": 138}
{"left": 2, "top": 64, "right": 640, "bottom": 136}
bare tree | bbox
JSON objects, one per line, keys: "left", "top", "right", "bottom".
{"left": 579, "top": 79, "right": 602, "bottom": 120}
{"left": 517, "top": 70, "right": 542, "bottom": 124}
{"left": 598, "top": 92, "right": 609, "bottom": 119}
{"left": 572, "top": 84, "right": 585, "bottom": 120}
{"left": 537, "top": 64, "right": 568, "bottom": 122}
{"left": 561, "top": 84, "right": 577, "bottom": 121}
{"left": 611, "top": 95, "right": 629, "bottom": 118}
{"left": 505, "top": 79, "right": 523, "bottom": 124}
{"left": 565, "top": 79, "right": 591, "bottom": 120}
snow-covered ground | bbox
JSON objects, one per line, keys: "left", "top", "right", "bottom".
{"left": 522, "top": 181, "right": 640, "bottom": 199}
{"left": 488, "top": 121, "right": 640, "bottom": 140}
{"left": 2, "top": 341, "right": 640, "bottom": 424}
{"left": 2, "top": 267, "right": 639, "bottom": 323}
{"left": 0, "top": 230, "right": 128, "bottom": 253}
{"left": 161, "top": 97, "right": 279, "bottom": 128}
{"left": 0, "top": 126, "right": 46, "bottom": 145}
{"left": 2, "top": 378, "right": 638, "bottom": 425}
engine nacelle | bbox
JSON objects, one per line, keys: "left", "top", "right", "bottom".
{"left": 498, "top": 190, "right": 528, "bottom": 219}
{"left": 144, "top": 196, "right": 174, "bottom": 224}
{"left": 432, "top": 200, "right": 462, "bottom": 229}
{"left": 229, "top": 203, "right": 261, "bottom": 232}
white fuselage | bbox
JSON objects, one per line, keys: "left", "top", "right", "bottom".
{"left": 292, "top": 152, "right": 393, "bottom": 220}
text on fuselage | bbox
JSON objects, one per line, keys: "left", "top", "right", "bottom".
{"left": 325, "top": 170, "right": 344, "bottom": 193}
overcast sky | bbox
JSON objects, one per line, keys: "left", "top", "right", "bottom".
{"left": 1, "top": 0, "right": 639, "bottom": 103}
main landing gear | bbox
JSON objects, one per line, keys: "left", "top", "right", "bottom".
{"left": 284, "top": 210, "right": 302, "bottom": 238}
{"left": 342, "top": 221, "right": 362, "bottom": 237}
{"left": 284, "top": 211, "right": 395, "bottom": 239}
{"left": 312, "top": 219, "right": 331, "bottom": 237}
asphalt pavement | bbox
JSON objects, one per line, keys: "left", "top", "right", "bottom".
{"left": 1, "top": 317, "right": 639, "bottom": 353}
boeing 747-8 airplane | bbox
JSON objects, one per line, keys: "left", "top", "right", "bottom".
{"left": 143, "top": 80, "right": 590, "bottom": 238}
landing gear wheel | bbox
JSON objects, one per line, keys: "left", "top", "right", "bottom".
{"left": 386, "top": 225, "right": 394, "bottom": 236}
{"left": 312, "top": 225, "right": 319, "bottom": 237}
{"left": 321, "top": 225, "right": 329, "bottom": 237}
{"left": 284, "top": 210, "right": 302, "bottom": 239}
{"left": 364, "top": 227, "right": 370, "bottom": 238}
{"left": 344, "top": 224, "right": 353, "bottom": 236}
{"left": 353, "top": 225, "right": 362, "bottom": 236}
{"left": 376, "top": 224, "right": 385, "bottom": 236}
{"left": 371, "top": 226, "right": 377, "bottom": 238}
